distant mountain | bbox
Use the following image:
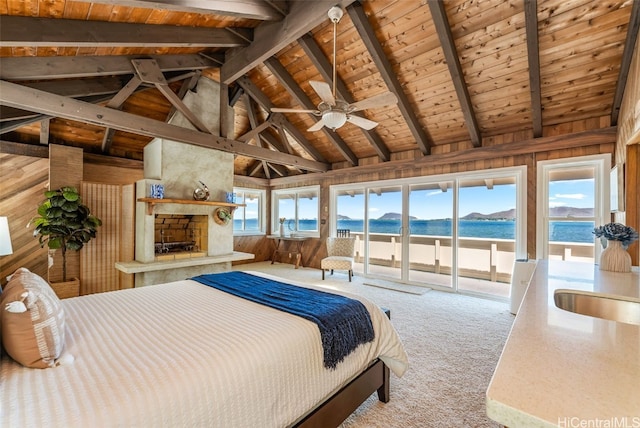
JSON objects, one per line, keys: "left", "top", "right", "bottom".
{"left": 461, "top": 206, "right": 593, "bottom": 220}
{"left": 462, "top": 209, "right": 516, "bottom": 220}
{"left": 549, "top": 206, "right": 594, "bottom": 217}
{"left": 378, "top": 212, "right": 417, "bottom": 220}
{"left": 337, "top": 214, "right": 351, "bottom": 220}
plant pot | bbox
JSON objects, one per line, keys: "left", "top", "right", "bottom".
{"left": 599, "top": 240, "right": 632, "bottom": 273}
{"left": 51, "top": 278, "right": 80, "bottom": 299}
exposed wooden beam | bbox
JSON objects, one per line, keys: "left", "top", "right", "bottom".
{"left": 221, "top": 0, "right": 356, "bottom": 83}
{"left": 244, "top": 94, "right": 271, "bottom": 179}
{"left": 132, "top": 59, "right": 212, "bottom": 133}
{"left": 167, "top": 72, "right": 201, "bottom": 123}
{"left": 235, "top": 75, "right": 326, "bottom": 162}
{"left": 2, "top": 77, "right": 126, "bottom": 124}
{"left": 39, "top": 118, "right": 50, "bottom": 146}
{"left": 611, "top": 0, "right": 640, "bottom": 125}
{"left": 263, "top": 1, "right": 288, "bottom": 17}
{"left": 264, "top": 57, "right": 358, "bottom": 165}
{"left": 274, "top": 124, "right": 293, "bottom": 155}
{"left": 0, "top": 54, "right": 219, "bottom": 81}
{"left": 1, "top": 93, "right": 123, "bottom": 134}
{"left": 24, "top": 77, "right": 126, "bottom": 97}
{"left": 298, "top": 33, "right": 390, "bottom": 162}
{"left": 270, "top": 128, "right": 618, "bottom": 186}
{"left": 347, "top": 2, "right": 432, "bottom": 155}
{"left": 0, "top": 16, "right": 250, "bottom": 48}
{"left": 101, "top": 76, "right": 144, "bottom": 153}
{"left": 524, "top": 0, "right": 543, "bottom": 138}
{"left": 0, "top": 80, "right": 329, "bottom": 173}
{"left": 1, "top": 106, "right": 40, "bottom": 122}
{"left": 427, "top": 0, "right": 481, "bottom": 148}
{"left": 73, "top": 0, "right": 285, "bottom": 21}
{"left": 0, "top": 140, "right": 49, "bottom": 158}
{"left": 238, "top": 120, "right": 273, "bottom": 143}
{"left": 0, "top": 140, "right": 143, "bottom": 168}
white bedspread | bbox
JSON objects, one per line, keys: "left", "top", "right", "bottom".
{"left": 1, "top": 271, "right": 407, "bottom": 427}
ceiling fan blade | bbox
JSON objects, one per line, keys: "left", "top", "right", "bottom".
{"left": 347, "top": 115, "right": 379, "bottom": 130}
{"left": 349, "top": 92, "right": 398, "bottom": 112}
{"left": 307, "top": 119, "right": 326, "bottom": 132}
{"left": 271, "top": 107, "right": 319, "bottom": 114}
{"left": 309, "top": 80, "right": 336, "bottom": 106}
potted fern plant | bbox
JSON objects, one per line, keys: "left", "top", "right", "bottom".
{"left": 31, "top": 187, "right": 102, "bottom": 294}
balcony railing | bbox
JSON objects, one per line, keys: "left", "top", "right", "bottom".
{"left": 349, "top": 232, "right": 595, "bottom": 285}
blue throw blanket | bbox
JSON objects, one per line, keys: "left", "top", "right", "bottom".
{"left": 191, "top": 271, "right": 374, "bottom": 369}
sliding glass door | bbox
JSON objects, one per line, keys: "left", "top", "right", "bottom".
{"left": 330, "top": 166, "right": 526, "bottom": 298}
{"left": 336, "top": 189, "right": 365, "bottom": 275}
{"left": 408, "top": 182, "right": 453, "bottom": 288}
{"left": 367, "top": 186, "right": 403, "bottom": 280}
{"left": 457, "top": 177, "right": 517, "bottom": 298}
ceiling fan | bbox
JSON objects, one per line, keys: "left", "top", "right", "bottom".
{"left": 271, "top": 6, "right": 398, "bottom": 132}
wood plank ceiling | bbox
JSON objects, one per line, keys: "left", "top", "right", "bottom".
{"left": 0, "top": 0, "right": 638, "bottom": 178}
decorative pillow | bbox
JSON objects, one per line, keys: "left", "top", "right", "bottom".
{"left": 0, "top": 268, "right": 66, "bottom": 368}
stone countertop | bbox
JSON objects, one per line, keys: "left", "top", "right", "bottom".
{"left": 486, "top": 260, "right": 640, "bottom": 428}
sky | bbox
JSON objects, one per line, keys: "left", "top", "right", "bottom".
{"left": 336, "top": 179, "right": 595, "bottom": 220}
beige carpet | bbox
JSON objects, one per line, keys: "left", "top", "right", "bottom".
{"left": 233, "top": 262, "right": 514, "bottom": 428}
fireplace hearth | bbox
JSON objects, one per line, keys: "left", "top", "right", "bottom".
{"left": 154, "top": 214, "right": 207, "bottom": 260}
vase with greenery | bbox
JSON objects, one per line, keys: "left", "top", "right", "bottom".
{"left": 31, "top": 186, "right": 102, "bottom": 282}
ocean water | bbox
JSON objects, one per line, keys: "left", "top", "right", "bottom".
{"left": 234, "top": 219, "right": 595, "bottom": 243}
{"left": 235, "top": 219, "right": 596, "bottom": 243}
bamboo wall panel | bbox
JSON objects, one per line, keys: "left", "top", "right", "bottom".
{"left": 0, "top": 153, "right": 49, "bottom": 285}
{"left": 80, "top": 182, "right": 121, "bottom": 295}
{"left": 48, "top": 144, "right": 83, "bottom": 283}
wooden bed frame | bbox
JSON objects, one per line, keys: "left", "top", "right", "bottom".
{"left": 295, "top": 359, "right": 390, "bottom": 428}
{"left": 296, "top": 307, "right": 392, "bottom": 427}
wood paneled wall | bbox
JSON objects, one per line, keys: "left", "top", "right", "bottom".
{"left": 263, "top": 119, "right": 618, "bottom": 270}
{"left": 616, "top": 29, "right": 640, "bottom": 265}
{"left": 0, "top": 149, "right": 143, "bottom": 290}
{"left": 0, "top": 153, "right": 49, "bottom": 285}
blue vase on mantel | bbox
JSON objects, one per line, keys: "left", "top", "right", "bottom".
{"left": 599, "top": 240, "right": 632, "bottom": 273}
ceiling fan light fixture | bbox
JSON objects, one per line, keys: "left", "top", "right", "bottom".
{"left": 322, "top": 110, "right": 347, "bottom": 130}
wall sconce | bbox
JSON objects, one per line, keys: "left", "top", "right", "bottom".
{"left": 0, "top": 216, "right": 13, "bottom": 256}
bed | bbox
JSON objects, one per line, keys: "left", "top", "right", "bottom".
{"left": 0, "top": 269, "right": 408, "bottom": 427}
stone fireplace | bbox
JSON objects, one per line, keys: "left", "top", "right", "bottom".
{"left": 154, "top": 214, "right": 208, "bottom": 259}
{"left": 115, "top": 78, "right": 254, "bottom": 286}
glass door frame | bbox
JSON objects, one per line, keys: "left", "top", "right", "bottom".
{"left": 330, "top": 166, "right": 527, "bottom": 294}
{"left": 536, "top": 154, "right": 611, "bottom": 261}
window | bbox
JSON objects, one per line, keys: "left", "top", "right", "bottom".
{"left": 233, "top": 188, "right": 266, "bottom": 235}
{"left": 536, "top": 154, "right": 610, "bottom": 263}
{"left": 272, "top": 186, "right": 320, "bottom": 236}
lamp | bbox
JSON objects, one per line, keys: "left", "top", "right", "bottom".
{"left": 0, "top": 216, "right": 13, "bottom": 256}
{"left": 322, "top": 110, "right": 347, "bottom": 130}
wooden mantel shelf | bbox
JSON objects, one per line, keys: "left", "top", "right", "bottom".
{"left": 138, "top": 198, "right": 245, "bottom": 215}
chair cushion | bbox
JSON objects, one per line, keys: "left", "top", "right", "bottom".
{"left": 326, "top": 237, "right": 355, "bottom": 257}
{"left": 321, "top": 256, "right": 354, "bottom": 270}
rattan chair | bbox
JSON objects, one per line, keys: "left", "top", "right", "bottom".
{"left": 321, "top": 237, "right": 356, "bottom": 282}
